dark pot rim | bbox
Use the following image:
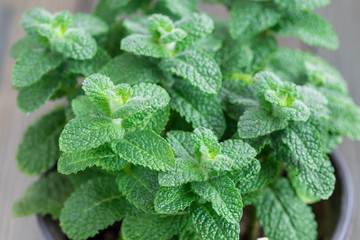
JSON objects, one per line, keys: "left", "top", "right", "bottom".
{"left": 37, "top": 149, "right": 355, "bottom": 240}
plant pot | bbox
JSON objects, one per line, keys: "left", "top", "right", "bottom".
{"left": 36, "top": 150, "right": 355, "bottom": 240}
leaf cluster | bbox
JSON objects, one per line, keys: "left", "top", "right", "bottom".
{"left": 11, "top": 1, "right": 360, "bottom": 240}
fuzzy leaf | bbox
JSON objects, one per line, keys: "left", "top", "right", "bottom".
{"left": 228, "top": 158, "right": 261, "bottom": 183}
{"left": 175, "top": 13, "right": 214, "bottom": 51}
{"left": 169, "top": 81, "right": 226, "bottom": 137}
{"left": 190, "top": 202, "right": 240, "bottom": 240}
{"left": 159, "top": 50, "right": 222, "bottom": 94}
{"left": 229, "top": 1, "right": 281, "bottom": 40}
{"left": 122, "top": 213, "right": 190, "bottom": 240}
{"left": 58, "top": 144, "right": 126, "bottom": 174}
{"left": 10, "top": 36, "right": 43, "bottom": 59}
{"left": 154, "top": 185, "right": 195, "bottom": 214}
{"left": 121, "top": 34, "right": 171, "bottom": 58}
{"left": 159, "top": 0, "right": 197, "bottom": 17}
{"left": 71, "top": 95, "right": 105, "bottom": 117}
{"left": 52, "top": 29, "right": 97, "bottom": 60}
{"left": 117, "top": 166, "right": 159, "bottom": 213}
{"left": 20, "top": 8, "right": 52, "bottom": 34}
{"left": 111, "top": 130, "right": 175, "bottom": 171}
{"left": 279, "top": 122, "right": 335, "bottom": 199}
{"left": 13, "top": 172, "right": 74, "bottom": 219}
{"left": 71, "top": 13, "right": 109, "bottom": 36}
{"left": 191, "top": 176, "right": 243, "bottom": 223}
{"left": 16, "top": 107, "right": 66, "bottom": 176}
{"left": 59, "top": 115, "right": 125, "bottom": 153}
{"left": 12, "top": 49, "right": 64, "bottom": 88}
{"left": 60, "top": 177, "right": 125, "bottom": 240}
{"left": 237, "top": 107, "right": 288, "bottom": 139}
{"left": 99, "top": 53, "right": 164, "bottom": 85}
{"left": 166, "top": 130, "right": 195, "bottom": 159}
{"left": 17, "top": 73, "right": 62, "bottom": 113}
{"left": 276, "top": 10, "right": 339, "bottom": 50}
{"left": 254, "top": 178, "right": 317, "bottom": 240}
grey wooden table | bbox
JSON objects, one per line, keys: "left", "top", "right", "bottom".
{"left": 0, "top": 1, "right": 359, "bottom": 239}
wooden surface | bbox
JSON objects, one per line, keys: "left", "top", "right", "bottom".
{"left": 0, "top": 1, "right": 359, "bottom": 239}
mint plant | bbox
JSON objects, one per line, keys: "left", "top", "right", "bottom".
{"left": 11, "top": 0, "right": 360, "bottom": 239}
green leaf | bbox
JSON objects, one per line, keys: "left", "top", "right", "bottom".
{"left": 82, "top": 73, "right": 132, "bottom": 116}
{"left": 229, "top": 1, "right": 281, "bottom": 40}
{"left": 112, "top": 83, "right": 170, "bottom": 120}
{"left": 10, "top": 36, "right": 43, "bottom": 59}
{"left": 117, "top": 166, "right": 159, "bottom": 213}
{"left": 71, "top": 95, "right": 105, "bottom": 117}
{"left": 276, "top": 10, "right": 339, "bottom": 50}
{"left": 60, "top": 177, "right": 125, "bottom": 240}
{"left": 175, "top": 13, "right": 214, "bottom": 51}
{"left": 59, "top": 115, "right": 125, "bottom": 153}
{"left": 254, "top": 178, "right": 317, "bottom": 240}
{"left": 228, "top": 158, "right": 261, "bottom": 183}
{"left": 13, "top": 172, "right": 74, "bottom": 219}
{"left": 192, "top": 176, "right": 243, "bottom": 223}
{"left": 122, "top": 213, "right": 190, "bottom": 240}
{"left": 121, "top": 34, "right": 171, "bottom": 58}
{"left": 71, "top": 13, "right": 108, "bottom": 36}
{"left": 20, "top": 8, "right": 52, "bottom": 34}
{"left": 273, "top": 0, "right": 330, "bottom": 10}
{"left": 192, "top": 127, "right": 221, "bottom": 159}
{"left": 17, "top": 73, "right": 62, "bottom": 113}
{"left": 169, "top": 81, "right": 226, "bottom": 137}
{"left": 65, "top": 48, "right": 110, "bottom": 76}
{"left": 166, "top": 130, "right": 195, "bottom": 159}
{"left": 159, "top": 50, "right": 222, "bottom": 94}
{"left": 159, "top": 0, "right": 197, "bottom": 18}
{"left": 58, "top": 144, "right": 126, "bottom": 174}
{"left": 16, "top": 107, "right": 66, "bottom": 176}
{"left": 278, "top": 122, "right": 335, "bottom": 199}
{"left": 99, "top": 53, "right": 164, "bottom": 85}
{"left": 237, "top": 107, "right": 288, "bottom": 139}
{"left": 158, "top": 157, "right": 208, "bottom": 187}
{"left": 111, "top": 130, "right": 175, "bottom": 171}
{"left": 203, "top": 139, "right": 257, "bottom": 172}
{"left": 190, "top": 202, "right": 240, "bottom": 240}
{"left": 12, "top": 49, "right": 64, "bottom": 88}
{"left": 154, "top": 185, "right": 195, "bottom": 214}
{"left": 297, "top": 86, "right": 329, "bottom": 120}
{"left": 52, "top": 29, "right": 98, "bottom": 60}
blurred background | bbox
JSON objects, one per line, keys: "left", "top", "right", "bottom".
{"left": 0, "top": 0, "right": 359, "bottom": 239}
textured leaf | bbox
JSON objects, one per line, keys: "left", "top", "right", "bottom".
{"left": 117, "top": 166, "right": 159, "bottom": 213}
{"left": 13, "top": 172, "right": 74, "bottom": 219}
{"left": 66, "top": 48, "right": 110, "bottom": 76}
{"left": 52, "top": 29, "right": 97, "bottom": 60}
{"left": 154, "top": 185, "right": 195, "bottom": 214}
{"left": 99, "top": 53, "right": 164, "bottom": 85}
{"left": 254, "top": 178, "right": 317, "bottom": 240}
{"left": 20, "top": 8, "right": 52, "bottom": 34}
{"left": 158, "top": 157, "right": 208, "bottom": 187}
{"left": 58, "top": 144, "right": 126, "bottom": 174}
{"left": 166, "top": 130, "right": 195, "bottom": 159}
{"left": 12, "top": 49, "right": 64, "bottom": 88}
{"left": 159, "top": 0, "right": 197, "bottom": 18}
{"left": 228, "top": 158, "right": 261, "bottom": 183}
{"left": 297, "top": 86, "right": 329, "bottom": 120}
{"left": 59, "top": 115, "right": 125, "bottom": 153}
{"left": 229, "top": 1, "right": 281, "bottom": 40}
{"left": 82, "top": 73, "right": 132, "bottom": 116}
{"left": 237, "top": 107, "right": 288, "bottom": 139}
{"left": 203, "top": 139, "right": 257, "bottom": 172}
{"left": 17, "top": 73, "right": 62, "bottom": 113}
{"left": 111, "top": 130, "right": 175, "bottom": 171}
{"left": 192, "top": 176, "right": 243, "bottom": 223}
{"left": 122, "top": 213, "right": 190, "bottom": 240}
{"left": 16, "top": 107, "right": 66, "bottom": 176}
{"left": 159, "top": 50, "right": 222, "bottom": 94}
{"left": 190, "top": 202, "right": 240, "bottom": 240}
{"left": 169, "top": 81, "right": 226, "bottom": 137}
{"left": 71, "top": 95, "right": 105, "bottom": 117}
{"left": 192, "top": 127, "right": 221, "bottom": 159}
{"left": 278, "top": 122, "right": 335, "bottom": 199}
{"left": 175, "top": 13, "right": 214, "bottom": 51}
{"left": 276, "top": 10, "right": 339, "bottom": 50}
{"left": 121, "top": 34, "right": 171, "bottom": 58}
{"left": 60, "top": 177, "right": 125, "bottom": 239}
{"left": 273, "top": 0, "right": 330, "bottom": 11}
{"left": 10, "top": 36, "right": 43, "bottom": 59}
{"left": 71, "top": 13, "right": 109, "bottom": 36}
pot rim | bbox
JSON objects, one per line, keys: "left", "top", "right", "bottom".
{"left": 330, "top": 150, "right": 355, "bottom": 240}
